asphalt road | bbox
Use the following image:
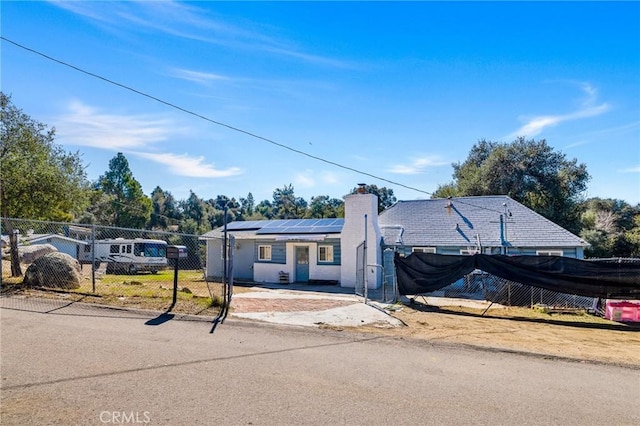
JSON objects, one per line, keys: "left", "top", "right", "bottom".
{"left": 1, "top": 300, "right": 639, "bottom": 425}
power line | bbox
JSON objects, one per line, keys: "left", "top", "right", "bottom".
{"left": 452, "top": 197, "right": 509, "bottom": 215}
{"left": 2, "top": 36, "right": 434, "bottom": 197}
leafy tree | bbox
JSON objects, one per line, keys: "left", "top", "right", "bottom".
{"left": 348, "top": 184, "right": 397, "bottom": 213}
{"left": 580, "top": 198, "right": 640, "bottom": 257}
{"left": 178, "top": 217, "right": 204, "bottom": 235}
{"left": 0, "top": 92, "right": 90, "bottom": 221}
{"left": 294, "top": 196, "right": 308, "bottom": 218}
{"left": 211, "top": 195, "right": 232, "bottom": 211}
{"left": 306, "top": 195, "right": 343, "bottom": 218}
{"left": 253, "top": 200, "right": 275, "bottom": 220}
{"left": 180, "top": 191, "right": 206, "bottom": 228}
{"left": 1, "top": 93, "right": 90, "bottom": 276}
{"left": 625, "top": 214, "right": 640, "bottom": 257}
{"left": 75, "top": 188, "right": 115, "bottom": 226}
{"left": 149, "top": 186, "right": 180, "bottom": 230}
{"left": 433, "top": 138, "right": 590, "bottom": 234}
{"left": 208, "top": 208, "right": 237, "bottom": 229}
{"left": 208, "top": 195, "right": 242, "bottom": 223}
{"left": 273, "top": 184, "right": 306, "bottom": 219}
{"left": 239, "top": 192, "right": 255, "bottom": 216}
{"left": 178, "top": 190, "right": 232, "bottom": 231}
{"left": 95, "top": 152, "right": 152, "bottom": 228}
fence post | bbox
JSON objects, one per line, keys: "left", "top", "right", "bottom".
{"left": 91, "top": 224, "right": 96, "bottom": 293}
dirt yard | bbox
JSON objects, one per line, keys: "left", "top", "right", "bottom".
{"left": 355, "top": 299, "right": 640, "bottom": 368}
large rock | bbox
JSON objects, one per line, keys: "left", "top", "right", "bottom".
{"left": 19, "top": 243, "right": 57, "bottom": 263}
{"left": 23, "top": 252, "right": 82, "bottom": 289}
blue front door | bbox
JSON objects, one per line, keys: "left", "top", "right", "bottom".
{"left": 295, "top": 246, "right": 309, "bottom": 283}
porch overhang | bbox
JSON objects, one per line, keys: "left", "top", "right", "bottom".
{"left": 274, "top": 235, "right": 327, "bottom": 242}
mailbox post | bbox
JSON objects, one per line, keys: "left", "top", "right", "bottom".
{"left": 166, "top": 245, "right": 188, "bottom": 309}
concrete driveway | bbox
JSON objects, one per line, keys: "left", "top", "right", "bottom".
{"left": 230, "top": 283, "right": 404, "bottom": 328}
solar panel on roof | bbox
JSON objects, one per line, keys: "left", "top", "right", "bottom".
{"left": 226, "top": 218, "right": 344, "bottom": 234}
{"left": 255, "top": 220, "right": 344, "bottom": 235}
{"left": 226, "top": 222, "right": 247, "bottom": 230}
{"left": 321, "top": 225, "right": 343, "bottom": 232}
{"left": 226, "top": 220, "right": 266, "bottom": 230}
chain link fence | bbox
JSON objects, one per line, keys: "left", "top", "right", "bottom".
{"left": 4, "top": 218, "right": 635, "bottom": 317}
{"left": 1, "top": 218, "right": 229, "bottom": 316}
{"left": 376, "top": 248, "right": 640, "bottom": 314}
{"left": 424, "top": 271, "right": 597, "bottom": 309}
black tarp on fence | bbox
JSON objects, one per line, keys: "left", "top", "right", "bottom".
{"left": 395, "top": 253, "right": 640, "bottom": 299}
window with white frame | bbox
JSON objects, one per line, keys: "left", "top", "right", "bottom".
{"left": 412, "top": 247, "right": 436, "bottom": 254}
{"left": 258, "top": 245, "right": 272, "bottom": 261}
{"left": 318, "top": 245, "right": 334, "bottom": 262}
{"left": 536, "top": 250, "right": 563, "bottom": 257}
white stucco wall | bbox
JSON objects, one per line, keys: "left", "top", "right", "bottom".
{"left": 253, "top": 262, "right": 286, "bottom": 283}
{"left": 340, "top": 193, "right": 382, "bottom": 288}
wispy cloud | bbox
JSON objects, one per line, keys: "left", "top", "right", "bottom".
{"left": 508, "top": 82, "right": 611, "bottom": 138}
{"left": 170, "top": 68, "right": 230, "bottom": 85}
{"left": 619, "top": 166, "right": 640, "bottom": 173}
{"left": 294, "top": 170, "right": 343, "bottom": 189}
{"left": 387, "top": 156, "right": 449, "bottom": 175}
{"left": 55, "top": 100, "right": 242, "bottom": 179}
{"left": 564, "top": 121, "right": 640, "bottom": 150}
{"left": 132, "top": 152, "right": 242, "bottom": 178}
{"left": 563, "top": 140, "right": 591, "bottom": 150}
{"left": 576, "top": 120, "right": 640, "bottom": 139}
{"left": 55, "top": 101, "right": 172, "bottom": 149}
{"left": 49, "top": 0, "right": 353, "bottom": 68}
{"left": 294, "top": 171, "right": 316, "bottom": 189}
{"left": 320, "top": 171, "right": 341, "bottom": 185}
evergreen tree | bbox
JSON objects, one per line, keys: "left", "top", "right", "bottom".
{"left": 95, "top": 152, "right": 152, "bottom": 228}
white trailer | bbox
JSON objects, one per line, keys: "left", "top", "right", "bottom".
{"left": 85, "top": 238, "right": 168, "bottom": 274}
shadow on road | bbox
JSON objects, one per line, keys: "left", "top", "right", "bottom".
{"left": 145, "top": 312, "right": 175, "bottom": 325}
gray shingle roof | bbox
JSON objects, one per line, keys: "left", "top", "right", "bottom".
{"left": 378, "top": 196, "right": 588, "bottom": 249}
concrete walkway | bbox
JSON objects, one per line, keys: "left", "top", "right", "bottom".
{"left": 230, "top": 283, "right": 404, "bottom": 328}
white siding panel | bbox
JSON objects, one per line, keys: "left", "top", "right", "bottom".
{"left": 311, "top": 264, "right": 341, "bottom": 282}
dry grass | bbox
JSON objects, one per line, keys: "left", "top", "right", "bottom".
{"left": 1, "top": 259, "right": 225, "bottom": 315}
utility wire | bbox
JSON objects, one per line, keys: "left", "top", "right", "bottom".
{"left": 2, "top": 36, "right": 434, "bottom": 197}
{"left": 452, "top": 197, "right": 509, "bottom": 215}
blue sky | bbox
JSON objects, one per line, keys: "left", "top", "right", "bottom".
{"left": 2, "top": 1, "right": 639, "bottom": 206}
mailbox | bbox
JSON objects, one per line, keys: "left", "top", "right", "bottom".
{"left": 166, "top": 245, "right": 188, "bottom": 259}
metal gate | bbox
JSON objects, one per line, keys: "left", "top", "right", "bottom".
{"left": 355, "top": 241, "right": 365, "bottom": 298}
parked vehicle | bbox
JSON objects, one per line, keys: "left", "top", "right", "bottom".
{"left": 82, "top": 238, "right": 168, "bottom": 274}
